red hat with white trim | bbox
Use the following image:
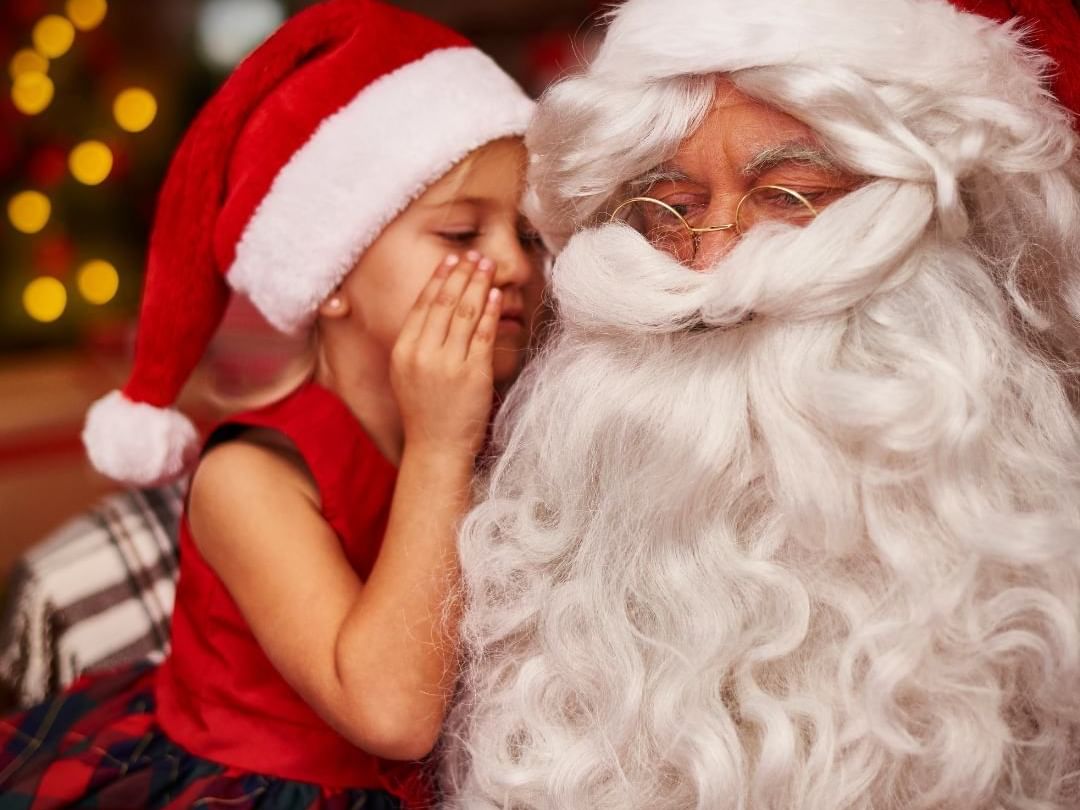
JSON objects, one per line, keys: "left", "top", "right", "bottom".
{"left": 82, "top": 0, "right": 534, "bottom": 486}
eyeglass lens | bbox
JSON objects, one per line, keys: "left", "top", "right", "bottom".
{"left": 621, "top": 186, "right": 817, "bottom": 263}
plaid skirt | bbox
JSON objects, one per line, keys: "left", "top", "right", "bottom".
{"left": 0, "top": 664, "right": 405, "bottom": 809}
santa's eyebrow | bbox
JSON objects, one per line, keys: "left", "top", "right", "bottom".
{"left": 741, "top": 141, "right": 841, "bottom": 177}
{"left": 628, "top": 166, "right": 691, "bottom": 194}
{"left": 627, "top": 143, "right": 841, "bottom": 194}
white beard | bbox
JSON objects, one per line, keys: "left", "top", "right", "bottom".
{"left": 442, "top": 183, "right": 1080, "bottom": 810}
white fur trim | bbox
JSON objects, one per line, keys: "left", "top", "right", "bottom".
{"left": 83, "top": 391, "right": 200, "bottom": 486}
{"left": 595, "top": 0, "right": 1024, "bottom": 97}
{"left": 227, "top": 46, "right": 535, "bottom": 334}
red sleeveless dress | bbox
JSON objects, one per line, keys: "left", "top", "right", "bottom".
{"left": 0, "top": 381, "right": 433, "bottom": 809}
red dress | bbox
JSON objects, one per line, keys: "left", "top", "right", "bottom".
{"left": 0, "top": 381, "right": 433, "bottom": 809}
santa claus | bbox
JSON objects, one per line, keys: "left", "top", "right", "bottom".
{"left": 443, "top": 0, "right": 1080, "bottom": 808}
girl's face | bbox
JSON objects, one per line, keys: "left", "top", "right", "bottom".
{"left": 337, "top": 138, "right": 546, "bottom": 385}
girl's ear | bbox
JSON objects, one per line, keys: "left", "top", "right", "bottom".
{"left": 318, "top": 290, "right": 350, "bottom": 319}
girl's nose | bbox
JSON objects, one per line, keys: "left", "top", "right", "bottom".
{"left": 491, "top": 239, "right": 540, "bottom": 287}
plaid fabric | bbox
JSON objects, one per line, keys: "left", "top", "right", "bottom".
{"left": 0, "top": 664, "right": 405, "bottom": 809}
{"left": 0, "top": 485, "right": 185, "bottom": 711}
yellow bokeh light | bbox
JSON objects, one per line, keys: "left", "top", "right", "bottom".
{"left": 32, "top": 15, "right": 76, "bottom": 60}
{"left": 23, "top": 277, "right": 67, "bottom": 323}
{"left": 69, "top": 141, "right": 114, "bottom": 186}
{"left": 11, "top": 71, "right": 54, "bottom": 115}
{"left": 113, "top": 87, "right": 157, "bottom": 133}
{"left": 7, "top": 191, "right": 51, "bottom": 235}
{"left": 65, "top": 0, "right": 108, "bottom": 31}
{"left": 9, "top": 49, "right": 48, "bottom": 80}
{"left": 77, "top": 260, "right": 119, "bottom": 305}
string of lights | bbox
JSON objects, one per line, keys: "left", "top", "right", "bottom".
{"left": 7, "top": 0, "right": 154, "bottom": 325}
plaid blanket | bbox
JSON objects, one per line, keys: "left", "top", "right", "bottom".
{"left": 0, "top": 484, "right": 184, "bottom": 711}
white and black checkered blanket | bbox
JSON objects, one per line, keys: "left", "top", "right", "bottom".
{"left": 0, "top": 483, "right": 184, "bottom": 710}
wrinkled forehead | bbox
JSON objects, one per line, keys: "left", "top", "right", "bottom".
{"left": 650, "top": 78, "right": 846, "bottom": 184}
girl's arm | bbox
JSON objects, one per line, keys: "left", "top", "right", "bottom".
{"left": 188, "top": 252, "right": 500, "bottom": 760}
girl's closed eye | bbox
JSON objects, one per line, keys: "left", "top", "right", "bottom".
{"left": 437, "top": 228, "right": 481, "bottom": 245}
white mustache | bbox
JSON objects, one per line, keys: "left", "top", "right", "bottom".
{"left": 551, "top": 181, "right": 933, "bottom": 334}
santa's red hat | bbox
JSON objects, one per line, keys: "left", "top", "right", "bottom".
{"left": 948, "top": 0, "right": 1080, "bottom": 122}
{"left": 83, "top": 0, "right": 534, "bottom": 486}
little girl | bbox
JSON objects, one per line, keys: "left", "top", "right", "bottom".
{"left": 0, "top": 1, "right": 541, "bottom": 807}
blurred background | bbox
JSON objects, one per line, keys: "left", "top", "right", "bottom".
{"left": 0, "top": 0, "right": 599, "bottom": 578}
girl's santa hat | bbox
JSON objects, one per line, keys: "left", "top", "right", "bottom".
{"left": 83, "top": 0, "right": 534, "bottom": 486}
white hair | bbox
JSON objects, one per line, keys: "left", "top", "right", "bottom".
{"left": 441, "top": 1, "right": 1080, "bottom": 808}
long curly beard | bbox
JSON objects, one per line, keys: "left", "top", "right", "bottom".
{"left": 442, "top": 185, "right": 1080, "bottom": 810}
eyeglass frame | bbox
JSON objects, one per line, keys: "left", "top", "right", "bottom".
{"left": 609, "top": 184, "right": 821, "bottom": 262}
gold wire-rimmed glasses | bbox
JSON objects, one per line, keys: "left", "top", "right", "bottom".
{"left": 609, "top": 185, "right": 820, "bottom": 265}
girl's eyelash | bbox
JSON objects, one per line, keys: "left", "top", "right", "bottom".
{"left": 438, "top": 231, "right": 480, "bottom": 243}
{"left": 436, "top": 229, "right": 547, "bottom": 251}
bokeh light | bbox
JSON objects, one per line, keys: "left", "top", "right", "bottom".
{"left": 65, "top": 0, "right": 108, "bottom": 31}
{"left": 23, "top": 277, "right": 68, "bottom": 323}
{"left": 69, "top": 140, "right": 114, "bottom": 185}
{"left": 7, "top": 191, "right": 52, "bottom": 235}
{"left": 32, "top": 15, "right": 77, "bottom": 60}
{"left": 9, "top": 48, "right": 49, "bottom": 80}
{"left": 77, "top": 259, "right": 120, "bottom": 305}
{"left": 11, "top": 71, "right": 55, "bottom": 115}
{"left": 113, "top": 87, "right": 157, "bottom": 133}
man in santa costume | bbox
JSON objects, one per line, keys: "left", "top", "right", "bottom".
{"left": 442, "top": 1, "right": 1080, "bottom": 808}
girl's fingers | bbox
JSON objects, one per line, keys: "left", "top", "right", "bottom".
{"left": 397, "top": 253, "right": 459, "bottom": 347}
{"left": 467, "top": 287, "right": 502, "bottom": 363}
{"left": 445, "top": 256, "right": 495, "bottom": 358}
{"left": 417, "top": 251, "right": 481, "bottom": 349}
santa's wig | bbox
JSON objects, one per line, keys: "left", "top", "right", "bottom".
{"left": 442, "top": 0, "right": 1080, "bottom": 808}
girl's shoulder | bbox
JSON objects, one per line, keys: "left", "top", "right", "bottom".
{"left": 186, "top": 427, "right": 323, "bottom": 560}
{"left": 187, "top": 380, "right": 397, "bottom": 564}
{"left": 197, "top": 427, "right": 317, "bottom": 504}
{"left": 194, "top": 381, "right": 355, "bottom": 499}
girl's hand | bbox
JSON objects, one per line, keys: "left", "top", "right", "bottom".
{"left": 390, "top": 250, "right": 502, "bottom": 458}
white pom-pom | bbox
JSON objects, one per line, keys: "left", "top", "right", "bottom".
{"left": 82, "top": 391, "right": 200, "bottom": 486}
